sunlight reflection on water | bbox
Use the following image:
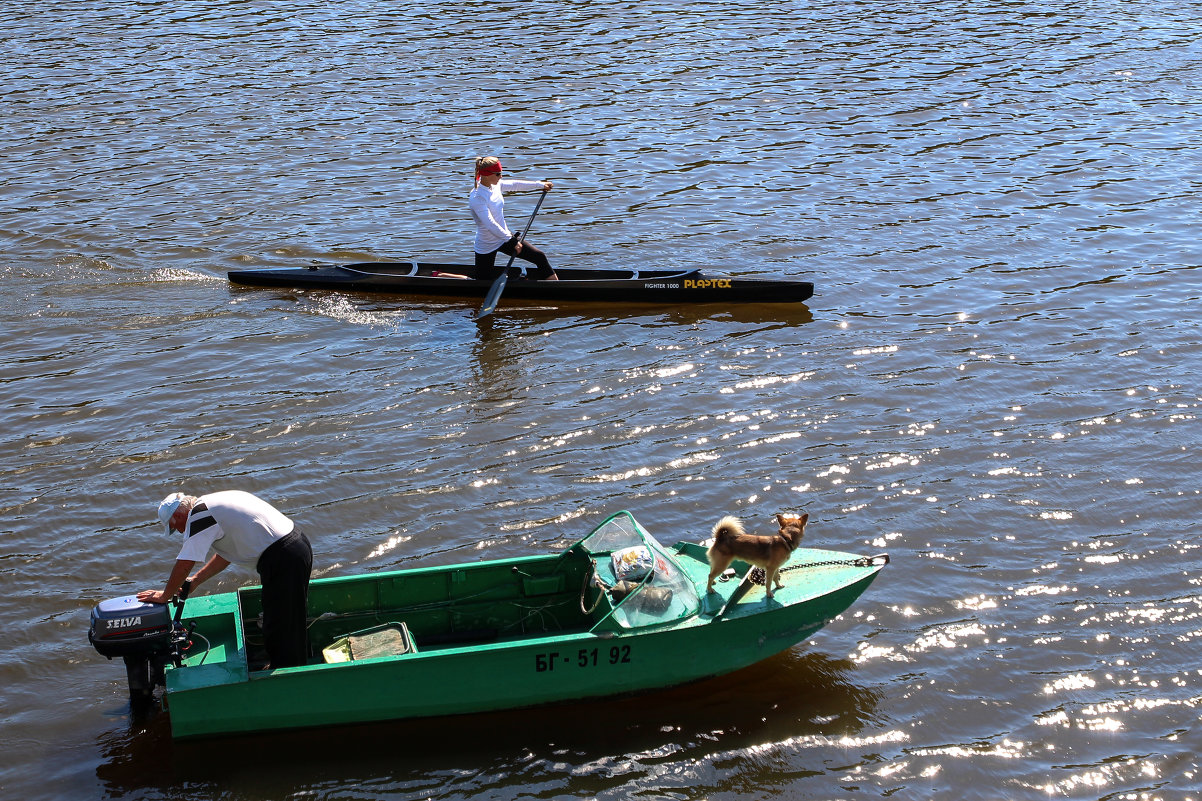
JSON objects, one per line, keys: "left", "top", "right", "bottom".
{"left": 5, "top": 1, "right": 1202, "bottom": 799}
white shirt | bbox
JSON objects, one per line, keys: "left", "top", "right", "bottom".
{"left": 175, "top": 490, "right": 295, "bottom": 569}
{"left": 469, "top": 179, "right": 545, "bottom": 254}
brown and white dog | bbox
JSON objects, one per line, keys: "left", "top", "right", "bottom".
{"left": 706, "top": 513, "right": 808, "bottom": 599}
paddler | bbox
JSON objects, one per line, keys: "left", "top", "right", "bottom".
{"left": 470, "top": 157, "right": 558, "bottom": 281}
{"left": 138, "top": 490, "right": 313, "bottom": 669}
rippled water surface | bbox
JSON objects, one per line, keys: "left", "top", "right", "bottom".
{"left": 4, "top": 2, "right": 1201, "bottom": 799}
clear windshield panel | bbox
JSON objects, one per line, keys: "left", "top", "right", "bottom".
{"left": 581, "top": 511, "right": 701, "bottom": 628}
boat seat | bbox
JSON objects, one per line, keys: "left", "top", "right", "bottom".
{"left": 322, "top": 622, "right": 416, "bottom": 663}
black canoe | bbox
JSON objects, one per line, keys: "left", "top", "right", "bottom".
{"left": 227, "top": 263, "right": 814, "bottom": 304}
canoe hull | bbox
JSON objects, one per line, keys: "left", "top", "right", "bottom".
{"left": 227, "top": 263, "right": 815, "bottom": 304}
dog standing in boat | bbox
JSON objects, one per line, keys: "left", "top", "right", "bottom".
{"left": 706, "top": 513, "right": 808, "bottom": 599}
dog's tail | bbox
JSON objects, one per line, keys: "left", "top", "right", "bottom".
{"left": 711, "top": 515, "right": 745, "bottom": 543}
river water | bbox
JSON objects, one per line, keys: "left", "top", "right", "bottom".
{"left": 3, "top": 1, "right": 1201, "bottom": 799}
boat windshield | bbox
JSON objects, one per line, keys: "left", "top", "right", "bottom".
{"left": 579, "top": 511, "right": 701, "bottom": 629}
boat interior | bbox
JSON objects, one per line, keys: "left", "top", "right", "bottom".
{"left": 172, "top": 509, "right": 719, "bottom": 677}
{"left": 226, "top": 542, "right": 695, "bottom": 671}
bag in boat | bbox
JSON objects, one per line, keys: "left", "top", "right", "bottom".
{"left": 611, "top": 546, "right": 668, "bottom": 582}
{"left": 609, "top": 580, "right": 673, "bottom": 613}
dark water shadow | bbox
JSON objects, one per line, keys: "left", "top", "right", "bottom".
{"left": 94, "top": 648, "right": 879, "bottom": 798}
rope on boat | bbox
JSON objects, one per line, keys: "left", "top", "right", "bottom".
{"left": 579, "top": 558, "right": 648, "bottom": 615}
{"left": 579, "top": 565, "right": 606, "bottom": 615}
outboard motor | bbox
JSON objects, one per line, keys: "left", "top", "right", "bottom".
{"left": 88, "top": 580, "right": 192, "bottom": 708}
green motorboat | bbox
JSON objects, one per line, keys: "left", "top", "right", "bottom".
{"left": 89, "top": 511, "right": 887, "bottom": 739}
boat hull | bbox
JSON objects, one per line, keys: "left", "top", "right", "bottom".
{"left": 157, "top": 537, "right": 883, "bottom": 739}
{"left": 227, "top": 263, "right": 814, "bottom": 304}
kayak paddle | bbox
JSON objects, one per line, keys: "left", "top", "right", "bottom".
{"left": 476, "top": 188, "right": 549, "bottom": 320}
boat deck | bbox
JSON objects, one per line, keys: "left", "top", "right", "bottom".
{"left": 176, "top": 543, "right": 883, "bottom": 677}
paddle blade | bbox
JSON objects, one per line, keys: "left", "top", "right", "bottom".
{"left": 476, "top": 272, "right": 509, "bottom": 319}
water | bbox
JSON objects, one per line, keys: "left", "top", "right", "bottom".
{"left": 3, "top": 1, "right": 1201, "bottom": 798}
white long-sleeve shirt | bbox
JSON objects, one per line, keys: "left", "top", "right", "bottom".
{"left": 469, "top": 179, "right": 545, "bottom": 254}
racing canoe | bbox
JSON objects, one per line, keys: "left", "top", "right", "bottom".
{"left": 227, "top": 263, "right": 815, "bottom": 304}
{"left": 96, "top": 511, "right": 884, "bottom": 739}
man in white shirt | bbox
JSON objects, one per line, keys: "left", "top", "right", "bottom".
{"left": 138, "top": 490, "right": 313, "bottom": 669}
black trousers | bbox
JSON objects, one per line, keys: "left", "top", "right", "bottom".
{"left": 473, "top": 238, "right": 554, "bottom": 281}
{"left": 256, "top": 529, "right": 313, "bottom": 668}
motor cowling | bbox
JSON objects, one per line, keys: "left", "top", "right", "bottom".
{"left": 89, "top": 596, "right": 173, "bottom": 659}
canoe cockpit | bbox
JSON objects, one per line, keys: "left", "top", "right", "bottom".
{"left": 319, "top": 262, "right": 702, "bottom": 283}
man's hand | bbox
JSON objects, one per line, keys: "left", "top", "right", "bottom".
{"left": 136, "top": 589, "right": 168, "bottom": 604}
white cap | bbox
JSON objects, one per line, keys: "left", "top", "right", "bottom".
{"left": 157, "top": 492, "right": 187, "bottom": 534}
